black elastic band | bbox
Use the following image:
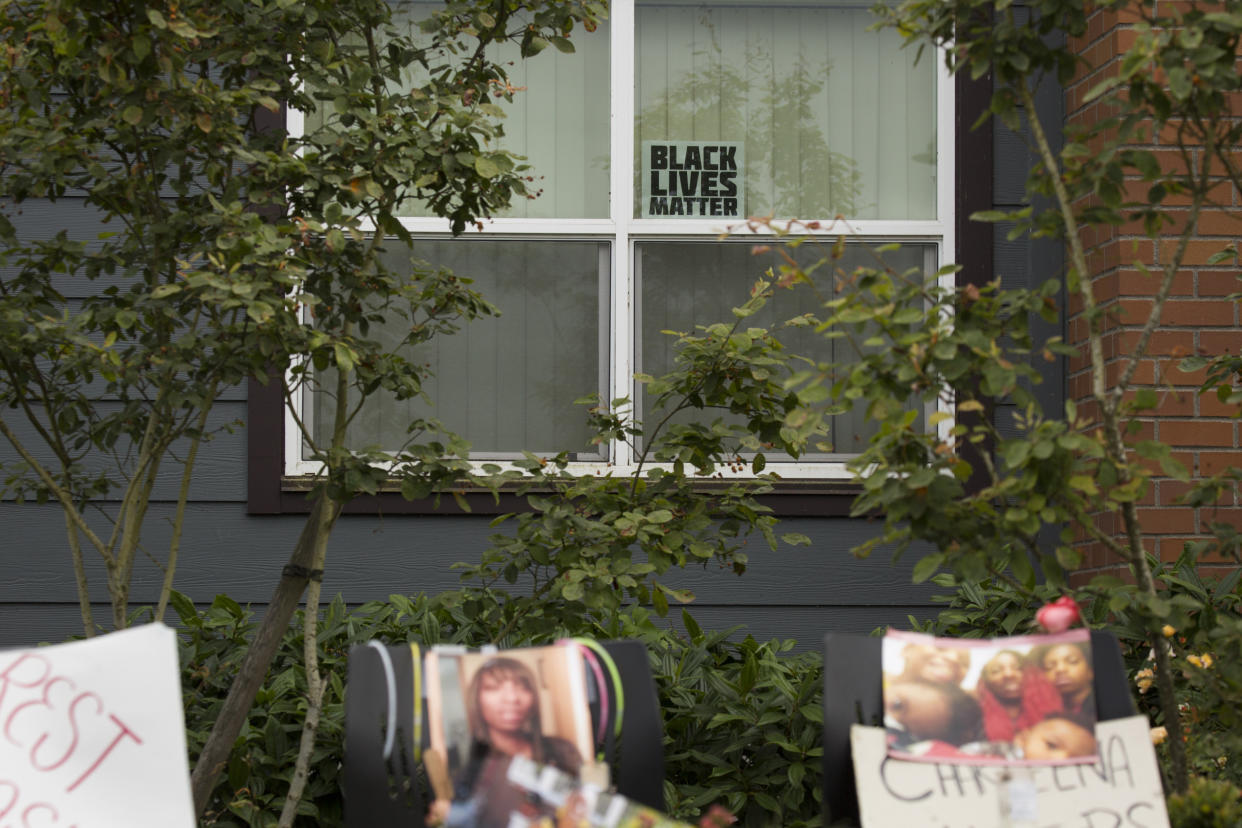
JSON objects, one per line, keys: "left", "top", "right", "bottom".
{"left": 283, "top": 564, "right": 324, "bottom": 582}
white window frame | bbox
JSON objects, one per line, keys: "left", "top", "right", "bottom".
{"left": 284, "top": 0, "right": 956, "bottom": 480}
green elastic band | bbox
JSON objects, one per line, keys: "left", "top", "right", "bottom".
{"left": 571, "top": 637, "right": 624, "bottom": 741}
{"left": 410, "top": 642, "right": 422, "bottom": 764}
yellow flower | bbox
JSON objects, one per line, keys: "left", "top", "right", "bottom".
{"left": 1187, "top": 653, "right": 1214, "bottom": 669}
{"left": 1162, "top": 625, "right": 1176, "bottom": 638}
{"left": 1135, "top": 668, "right": 1154, "bottom": 693}
{"left": 1150, "top": 726, "right": 1168, "bottom": 746}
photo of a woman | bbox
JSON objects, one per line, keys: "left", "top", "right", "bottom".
{"left": 424, "top": 645, "right": 595, "bottom": 827}
{"left": 1035, "top": 640, "right": 1096, "bottom": 717}
{"left": 467, "top": 657, "right": 583, "bottom": 775}
{"left": 898, "top": 643, "right": 972, "bottom": 686}
{"left": 975, "top": 649, "right": 1063, "bottom": 742}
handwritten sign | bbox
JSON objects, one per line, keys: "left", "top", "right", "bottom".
{"left": 851, "top": 716, "right": 1169, "bottom": 828}
{"left": 0, "top": 624, "right": 195, "bottom": 827}
{"left": 642, "top": 141, "right": 744, "bottom": 218}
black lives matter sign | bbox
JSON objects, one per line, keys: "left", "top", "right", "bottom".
{"left": 642, "top": 140, "right": 744, "bottom": 219}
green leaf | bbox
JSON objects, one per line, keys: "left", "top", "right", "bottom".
{"left": 652, "top": 586, "right": 668, "bottom": 616}
{"left": 334, "top": 343, "right": 355, "bottom": 373}
{"left": 146, "top": 8, "right": 167, "bottom": 28}
{"left": 911, "top": 553, "right": 943, "bottom": 584}
{"left": 1082, "top": 75, "right": 1120, "bottom": 103}
{"left": 1055, "top": 545, "right": 1083, "bottom": 570}
{"left": 1010, "top": 550, "right": 1036, "bottom": 590}
{"left": 682, "top": 609, "right": 703, "bottom": 644}
{"left": 1168, "top": 67, "right": 1192, "bottom": 99}
{"left": 474, "top": 156, "right": 500, "bottom": 179}
{"left": 121, "top": 106, "right": 143, "bottom": 125}
{"left": 1068, "top": 475, "right": 1099, "bottom": 496}
{"left": 168, "top": 590, "right": 197, "bottom": 623}
{"left": 738, "top": 653, "right": 758, "bottom": 694}
{"left": 1207, "top": 247, "right": 1237, "bottom": 265}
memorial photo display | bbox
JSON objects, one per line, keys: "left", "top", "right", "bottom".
{"left": 424, "top": 644, "right": 597, "bottom": 827}
{"left": 457, "top": 754, "right": 693, "bottom": 828}
{"left": 882, "top": 629, "right": 1099, "bottom": 765}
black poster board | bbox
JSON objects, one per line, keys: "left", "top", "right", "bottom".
{"left": 343, "top": 640, "right": 665, "bottom": 827}
{"left": 820, "top": 629, "right": 1136, "bottom": 826}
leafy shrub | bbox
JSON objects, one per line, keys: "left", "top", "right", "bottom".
{"left": 1112, "top": 553, "right": 1242, "bottom": 790}
{"left": 174, "top": 593, "right": 825, "bottom": 828}
{"left": 613, "top": 609, "right": 824, "bottom": 828}
{"left": 1166, "top": 776, "right": 1242, "bottom": 828}
{"left": 906, "top": 572, "right": 1091, "bottom": 638}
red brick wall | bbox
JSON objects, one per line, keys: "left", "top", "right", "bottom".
{"left": 1065, "top": 3, "right": 1242, "bottom": 575}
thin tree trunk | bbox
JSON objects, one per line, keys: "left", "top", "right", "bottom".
{"left": 156, "top": 395, "right": 215, "bottom": 623}
{"left": 66, "top": 511, "right": 95, "bottom": 637}
{"left": 1019, "top": 82, "right": 1191, "bottom": 793}
{"left": 189, "top": 492, "right": 341, "bottom": 816}
{"left": 277, "top": 570, "right": 327, "bottom": 827}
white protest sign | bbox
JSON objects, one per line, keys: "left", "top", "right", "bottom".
{"left": 851, "top": 716, "right": 1169, "bottom": 828}
{"left": 0, "top": 624, "right": 195, "bottom": 827}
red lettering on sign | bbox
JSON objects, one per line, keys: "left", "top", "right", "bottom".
{"left": 0, "top": 779, "right": 19, "bottom": 819}
{"left": 65, "top": 714, "right": 142, "bottom": 793}
{"left": 0, "top": 654, "right": 52, "bottom": 713}
{"left": 33, "top": 692, "right": 101, "bottom": 772}
{"left": 22, "top": 801, "right": 58, "bottom": 827}
{"left": 5, "top": 676, "right": 76, "bottom": 750}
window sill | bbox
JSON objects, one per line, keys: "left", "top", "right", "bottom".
{"left": 260, "top": 473, "right": 863, "bottom": 517}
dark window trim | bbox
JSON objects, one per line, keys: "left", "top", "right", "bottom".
{"left": 955, "top": 67, "right": 996, "bottom": 491}
{"left": 246, "top": 72, "right": 993, "bottom": 517}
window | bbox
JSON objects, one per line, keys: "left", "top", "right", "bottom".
{"left": 284, "top": 0, "right": 954, "bottom": 480}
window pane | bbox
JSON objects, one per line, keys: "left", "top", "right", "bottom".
{"left": 310, "top": 239, "right": 607, "bottom": 458}
{"left": 303, "top": 3, "right": 611, "bottom": 220}
{"left": 635, "top": 1, "right": 937, "bottom": 220}
{"left": 637, "top": 239, "right": 931, "bottom": 456}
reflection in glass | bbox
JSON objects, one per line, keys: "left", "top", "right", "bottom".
{"left": 635, "top": 1, "right": 937, "bottom": 220}
{"left": 310, "top": 240, "right": 606, "bottom": 457}
{"left": 637, "top": 240, "right": 930, "bottom": 456}
{"left": 302, "top": 3, "right": 611, "bottom": 220}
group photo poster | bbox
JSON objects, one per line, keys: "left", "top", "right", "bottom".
{"left": 882, "top": 629, "right": 1099, "bottom": 764}
{"left": 424, "top": 645, "right": 596, "bottom": 825}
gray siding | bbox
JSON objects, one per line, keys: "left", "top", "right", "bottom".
{"left": 1, "top": 485, "right": 943, "bottom": 648}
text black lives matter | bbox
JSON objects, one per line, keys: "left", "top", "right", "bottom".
{"left": 647, "top": 144, "right": 739, "bottom": 218}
